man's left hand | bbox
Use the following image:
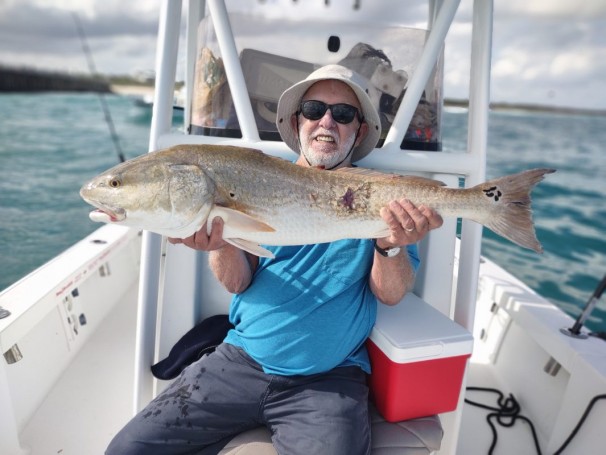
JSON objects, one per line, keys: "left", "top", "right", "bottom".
{"left": 377, "top": 199, "right": 443, "bottom": 248}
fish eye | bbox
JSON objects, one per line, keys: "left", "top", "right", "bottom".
{"left": 109, "top": 177, "right": 121, "bottom": 188}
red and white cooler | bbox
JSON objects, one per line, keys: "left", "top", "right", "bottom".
{"left": 367, "top": 294, "right": 474, "bottom": 422}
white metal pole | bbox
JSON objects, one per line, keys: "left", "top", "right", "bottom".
{"left": 206, "top": 0, "right": 260, "bottom": 141}
{"left": 453, "top": 0, "right": 494, "bottom": 331}
{"left": 134, "top": 0, "right": 182, "bottom": 413}
{"left": 185, "top": 0, "right": 205, "bottom": 128}
{"left": 383, "top": 0, "right": 460, "bottom": 150}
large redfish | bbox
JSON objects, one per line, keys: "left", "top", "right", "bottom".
{"left": 80, "top": 144, "right": 555, "bottom": 257}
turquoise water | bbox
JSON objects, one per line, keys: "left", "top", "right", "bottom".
{"left": 1, "top": 93, "right": 605, "bottom": 332}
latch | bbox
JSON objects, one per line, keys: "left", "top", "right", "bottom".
{"left": 3, "top": 344, "right": 23, "bottom": 364}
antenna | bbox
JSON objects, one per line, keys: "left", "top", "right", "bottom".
{"left": 72, "top": 12, "right": 126, "bottom": 163}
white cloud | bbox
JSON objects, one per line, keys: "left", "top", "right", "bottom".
{"left": 0, "top": 0, "right": 604, "bottom": 109}
{"left": 497, "top": 0, "right": 606, "bottom": 18}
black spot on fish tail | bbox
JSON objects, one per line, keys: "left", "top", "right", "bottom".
{"left": 473, "top": 168, "right": 556, "bottom": 253}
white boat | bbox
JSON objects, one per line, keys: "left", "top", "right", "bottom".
{"left": 1, "top": 1, "right": 604, "bottom": 454}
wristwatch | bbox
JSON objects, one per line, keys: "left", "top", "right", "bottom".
{"left": 374, "top": 241, "right": 402, "bottom": 258}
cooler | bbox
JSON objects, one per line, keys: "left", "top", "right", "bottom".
{"left": 367, "top": 294, "right": 474, "bottom": 422}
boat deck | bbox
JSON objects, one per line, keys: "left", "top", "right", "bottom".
{"left": 460, "top": 360, "right": 543, "bottom": 454}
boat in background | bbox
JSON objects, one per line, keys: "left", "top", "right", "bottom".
{"left": 1, "top": 1, "right": 604, "bottom": 454}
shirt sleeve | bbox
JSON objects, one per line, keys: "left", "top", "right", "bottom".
{"left": 406, "top": 243, "right": 421, "bottom": 273}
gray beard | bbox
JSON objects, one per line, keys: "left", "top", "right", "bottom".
{"left": 300, "top": 133, "right": 356, "bottom": 168}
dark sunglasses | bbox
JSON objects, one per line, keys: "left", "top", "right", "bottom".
{"left": 298, "top": 100, "right": 363, "bottom": 124}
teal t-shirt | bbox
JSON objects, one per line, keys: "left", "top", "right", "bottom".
{"left": 224, "top": 239, "right": 419, "bottom": 376}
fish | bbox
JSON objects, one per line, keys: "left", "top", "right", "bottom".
{"left": 80, "top": 144, "right": 555, "bottom": 257}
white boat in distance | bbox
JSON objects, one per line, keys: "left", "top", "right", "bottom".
{"left": 1, "top": 1, "right": 604, "bottom": 454}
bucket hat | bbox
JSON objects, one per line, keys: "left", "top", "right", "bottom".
{"left": 276, "top": 64, "right": 381, "bottom": 162}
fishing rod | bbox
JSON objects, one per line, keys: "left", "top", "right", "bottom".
{"left": 72, "top": 12, "right": 126, "bottom": 163}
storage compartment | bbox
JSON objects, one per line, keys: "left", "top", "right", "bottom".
{"left": 367, "top": 294, "right": 473, "bottom": 422}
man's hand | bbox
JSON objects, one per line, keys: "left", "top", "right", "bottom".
{"left": 377, "top": 199, "right": 443, "bottom": 248}
{"left": 168, "top": 217, "right": 228, "bottom": 251}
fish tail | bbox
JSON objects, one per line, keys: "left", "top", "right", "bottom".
{"left": 471, "top": 168, "right": 555, "bottom": 253}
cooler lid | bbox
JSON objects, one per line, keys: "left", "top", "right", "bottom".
{"left": 369, "top": 293, "right": 474, "bottom": 363}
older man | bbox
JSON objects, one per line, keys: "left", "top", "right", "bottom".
{"left": 107, "top": 65, "right": 442, "bottom": 455}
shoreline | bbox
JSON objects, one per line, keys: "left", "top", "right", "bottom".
{"left": 110, "top": 84, "right": 154, "bottom": 97}
{"left": 445, "top": 98, "right": 606, "bottom": 117}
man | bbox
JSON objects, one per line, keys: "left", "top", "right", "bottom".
{"left": 107, "top": 65, "right": 442, "bottom": 455}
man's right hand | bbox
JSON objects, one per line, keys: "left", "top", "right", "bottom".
{"left": 168, "top": 217, "right": 228, "bottom": 251}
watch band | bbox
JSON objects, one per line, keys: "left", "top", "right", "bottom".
{"left": 374, "top": 240, "right": 402, "bottom": 258}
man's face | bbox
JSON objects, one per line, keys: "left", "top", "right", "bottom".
{"left": 292, "top": 80, "right": 368, "bottom": 169}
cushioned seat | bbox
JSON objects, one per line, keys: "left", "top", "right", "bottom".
{"left": 219, "top": 404, "right": 442, "bottom": 454}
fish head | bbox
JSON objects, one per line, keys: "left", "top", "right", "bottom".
{"left": 80, "top": 153, "right": 215, "bottom": 238}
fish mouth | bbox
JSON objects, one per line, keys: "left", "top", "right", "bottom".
{"left": 88, "top": 204, "right": 127, "bottom": 223}
{"left": 80, "top": 187, "right": 127, "bottom": 223}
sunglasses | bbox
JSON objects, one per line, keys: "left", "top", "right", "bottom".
{"left": 298, "top": 100, "right": 363, "bottom": 125}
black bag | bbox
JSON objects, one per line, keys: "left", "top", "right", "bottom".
{"left": 151, "top": 314, "right": 234, "bottom": 380}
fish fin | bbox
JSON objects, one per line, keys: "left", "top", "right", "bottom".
{"left": 472, "top": 168, "right": 556, "bottom": 253}
{"left": 393, "top": 175, "right": 447, "bottom": 186}
{"left": 224, "top": 238, "right": 275, "bottom": 258}
{"left": 208, "top": 206, "right": 276, "bottom": 234}
{"left": 370, "top": 227, "right": 392, "bottom": 238}
{"left": 336, "top": 167, "right": 446, "bottom": 186}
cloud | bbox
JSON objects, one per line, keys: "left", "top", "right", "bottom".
{"left": 0, "top": 0, "right": 604, "bottom": 109}
{"left": 497, "top": 0, "right": 606, "bottom": 18}
{"left": 489, "top": 3, "right": 606, "bottom": 108}
{"left": 0, "top": 0, "right": 158, "bottom": 74}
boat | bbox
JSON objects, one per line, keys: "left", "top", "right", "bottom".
{"left": 1, "top": 1, "right": 604, "bottom": 454}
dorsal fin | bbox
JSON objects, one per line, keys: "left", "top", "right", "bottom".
{"left": 335, "top": 167, "right": 446, "bottom": 186}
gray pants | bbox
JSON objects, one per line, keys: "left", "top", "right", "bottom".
{"left": 106, "top": 343, "right": 371, "bottom": 455}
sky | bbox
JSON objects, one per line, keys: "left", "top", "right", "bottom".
{"left": 0, "top": 0, "right": 604, "bottom": 110}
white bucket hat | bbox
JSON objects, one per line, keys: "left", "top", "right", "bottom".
{"left": 276, "top": 64, "right": 381, "bottom": 162}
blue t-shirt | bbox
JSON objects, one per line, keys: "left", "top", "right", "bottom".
{"left": 224, "top": 239, "right": 419, "bottom": 376}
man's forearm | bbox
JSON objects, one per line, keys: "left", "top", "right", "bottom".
{"left": 369, "top": 249, "right": 415, "bottom": 306}
{"left": 209, "top": 245, "right": 257, "bottom": 294}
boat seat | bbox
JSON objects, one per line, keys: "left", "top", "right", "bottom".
{"left": 218, "top": 404, "right": 442, "bottom": 455}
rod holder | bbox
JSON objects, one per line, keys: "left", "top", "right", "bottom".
{"left": 561, "top": 274, "right": 606, "bottom": 339}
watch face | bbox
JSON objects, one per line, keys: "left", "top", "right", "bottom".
{"left": 386, "top": 247, "right": 401, "bottom": 257}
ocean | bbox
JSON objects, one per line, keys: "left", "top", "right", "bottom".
{"left": 1, "top": 93, "right": 605, "bottom": 332}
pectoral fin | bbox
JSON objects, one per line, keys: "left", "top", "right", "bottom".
{"left": 224, "top": 238, "right": 275, "bottom": 258}
{"left": 370, "top": 227, "right": 391, "bottom": 238}
{"left": 207, "top": 206, "right": 276, "bottom": 235}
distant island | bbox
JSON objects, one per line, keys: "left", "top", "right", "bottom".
{"left": 0, "top": 66, "right": 111, "bottom": 93}
{"left": 445, "top": 98, "right": 606, "bottom": 117}
{"left": 1, "top": 65, "right": 604, "bottom": 117}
